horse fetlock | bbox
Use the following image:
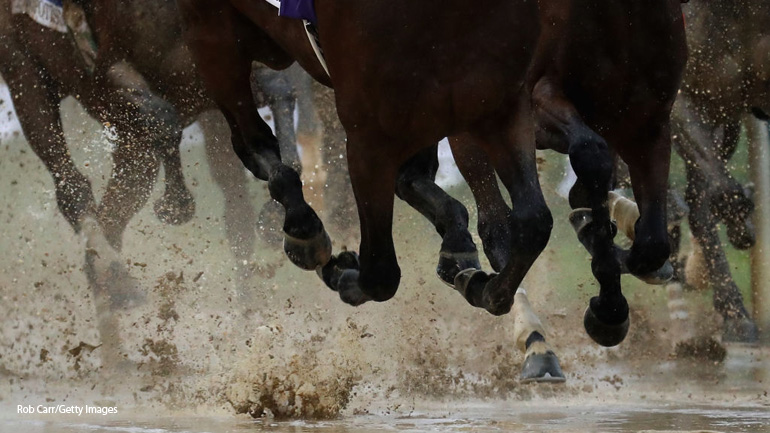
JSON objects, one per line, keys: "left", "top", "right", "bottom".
{"left": 627, "top": 235, "right": 670, "bottom": 276}
{"left": 511, "top": 208, "right": 552, "bottom": 254}
{"left": 632, "top": 260, "right": 674, "bottom": 285}
{"left": 268, "top": 164, "right": 304, "bottom": 203}
{"left": 568, "top": 135, "right": 613, "bottom": 189}
{"left": 478, "top": 215, "right": 512, "bottom": 271}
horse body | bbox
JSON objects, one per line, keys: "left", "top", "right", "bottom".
{"left": 319, "top": 0, "right": 538, "bottom": 142}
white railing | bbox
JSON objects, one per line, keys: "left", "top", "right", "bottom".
{"left": 747, "top": 116, "right": 770, "bottom": 344}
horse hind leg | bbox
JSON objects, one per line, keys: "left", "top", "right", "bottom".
{"left": 513, "top": 290, "right": 565, "bottom": 383}
{"left": 180, "top": 2, "right": 330, "bottom": 271}
{"left": 0, "top": 50, "right": 96, "bottom": 231}
{"left": 394, "top": 144, "right": 481, "bottom": 286}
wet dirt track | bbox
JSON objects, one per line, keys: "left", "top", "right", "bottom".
{"left": 0, "top": 89, "right": 769, "bottom": 432}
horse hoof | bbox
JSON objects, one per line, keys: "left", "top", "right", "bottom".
{"left": 437, "top": 250, "right": 481, "bottom": 286}
{"left": 453, "top": 268, "right": 495, "bottom": 299}
{"left": 284, "top": 229, "right": 332, "bottom": 270}
{"left": 154, "top": 192, "right": 195, "bottom": 225}
{"left": 318, "top": 251, "right": 360, "bottom": 289}
{"left": 337, "top": 269, "right": 372, "bottom": 306}
{"left": 583, "top": 305, "right": 629, "bottom": 347}
{"left": 520, "top": 351, "right": 566, "bottom": 384}
{"left": 633, "top": 260, "right": 674, "bottom": 285}
{"left": 722, "top": 317, "right": 759, "bottom": 344}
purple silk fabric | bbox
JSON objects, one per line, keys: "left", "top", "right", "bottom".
{"left": 279, "top": 0, "right": 318, "bottom": 25}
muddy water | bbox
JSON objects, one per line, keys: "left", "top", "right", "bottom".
{"left": 2, "top": 400, "right": 770, "bottom": 432}
{"left": 1, "top": 92, "right": 769, "bottom": 432}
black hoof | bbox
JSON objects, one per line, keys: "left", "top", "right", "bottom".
{"left": 583, "top": 304, "right": 629, "bottom": 347}
{"left": 437, "top": 250, "right": 481, "bottom": 286}
{"left": 632, "top": 260, "right": 674, "bottom": 285}
{"left": 722, "top": 316, "right": 759, "bottom": 344}
{"left": 284, "top": 229, "right": 332, "bottom": 270}
{"left": 154, "top": 191, "right": 195, "bottom": 225}
{"left": 520, "top": 351, "right": 566, "bottom": 383}
{"left": 316, "top": 252, "right": 370, "bottom": 306}
{"left": 318, "top": 251, "right": 360, "bottom": 289}
{"left": 337, "top": 269, "right": 372, "bottom": 306}
{"left": 453, "top": 269, "right": 510, "bottom": 315}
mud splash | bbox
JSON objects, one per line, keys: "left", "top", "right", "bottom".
{"left": 1, "top": 95, "right": 768, "bottom": 429}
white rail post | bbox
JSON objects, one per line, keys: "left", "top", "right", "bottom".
{"left": 746, "top": 117, "right": 770, "bottom": 344}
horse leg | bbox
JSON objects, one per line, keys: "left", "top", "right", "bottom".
{"left": 673, "top": 104, "right": 758, "bottom": 342}
{"left": 532, "top": 78, "right": 628, "bottom": 346}
{"left": 452, "top": 97, "right": 553, "bottom": 316}
{"left": 180, "top": 1, "right": 330, "bottom": 271}
{"left": 150, "top": 99, "right": 195, "bottom": 227}
{"left": 512, "top": 290, "right": 565, "bottom": 382}
{"left": 318, "top": 131, "right": 402, "bottom": 305}
{"left": 0, "top": 47, "right": 96, "bottom": 231}
{"left": 449, "top": 134, "right": 512, "bottom": 271}
{"left": 253, "top": 66, "right": 301, "bottom": 246}
{"left": 394, "top": 144, "right": 481, "bottom": 285}
{"left": 199, "top": 110, "right": 258, "bottom": 295}
{"left": 254, "top": 67, "right": 302, "bottom": 173}
{"left": 686, "top": 172, "right": 759, "bottom": 342}
{"left": 312, "top": 81, "right": 357, "bottom": 239}
{"left": 288, "top": 64, "right": 326, "bottom": 210}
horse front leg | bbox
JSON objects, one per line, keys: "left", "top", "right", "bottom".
{"left": 449, "top": 134, "right": 512, "bottom": 271}
{"left": 532, "top": 78, "right": 628, "bottom": 347}
{"left": 454, "top": 97, "right": 552, "bottom": 317}
{"left": 318, "top": 132, "right": 402, "bottom": 305}
{"left": 180, "top": 0, "right": 330, "bottom": 271}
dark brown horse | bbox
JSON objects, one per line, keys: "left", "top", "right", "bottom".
{"left": 178, "top": 0, "right": 686, "bottom": 378}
